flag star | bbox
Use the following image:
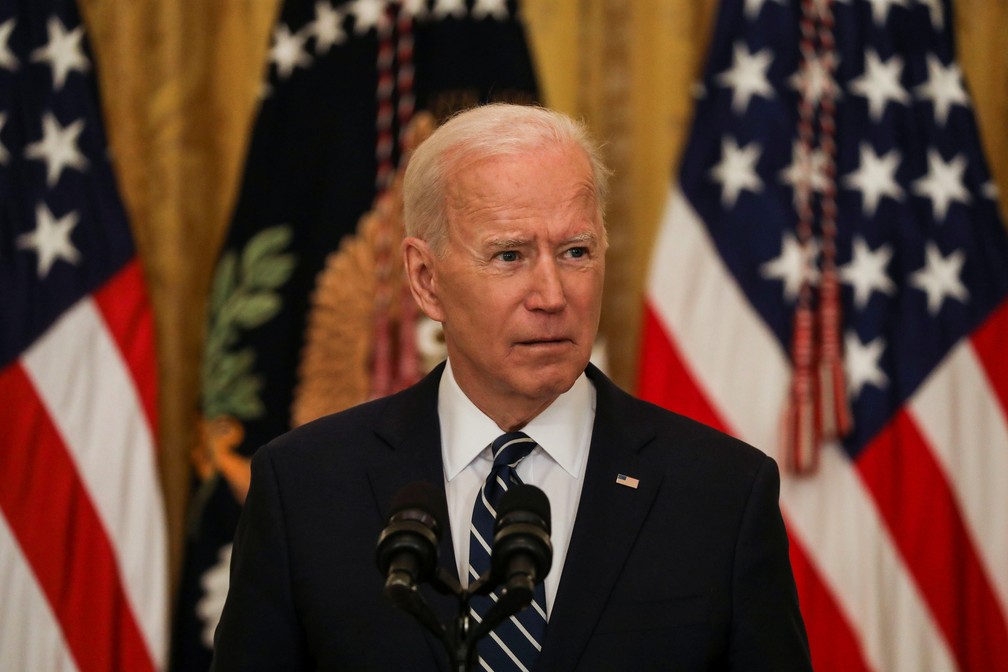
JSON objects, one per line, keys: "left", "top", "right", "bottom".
{"left": 779, "top": 141, "right": 828, "bottom": 206}
{"left": 982, "top": 180, "right": 998, "bottom": 200}
{"left": 840, "top": 237, "right": 896, "bottom": 309}
{"left": 914, "top": 55, "right": 968, "bottom": 126}
{"left": 917, "top": 0, "right": 944, "bottom": 29}
{"left": 472, "top": 0, "right": 509, "bottom": 20}
{"left": 16, "top": 203, "right": 82, "bottom": 278}
{"left": 0, "top": 18, "right": 18, "bottom": 71}
{"left": 24, "top": 112, "right": 89, "bottom": 187}
{"left": 912, "top": 149, "right": 970, "bottom": 222}
{"left": 910, "top": 242, "right": 969, "bottom": 314}
{"left": 788, "top": 53, "right": 841, "bottom": 108}
{"left": 709, "top": 136, "right": 763, "bottom": 208}
{"left": 744, "top": 0, "right": 787, "bottom": 19}
{"left": 269, "top": 23, "right": 312, "bottom": 79}
{"left": 844, "top": 331, "right": 888, "bottom": 399}
{"left": 0, "top": 112, "right": 8, "bottom": 164}
{"left": 865, "top": 0, "right": 907, "bottom": 25}
{"left": 760, "top": 232, "right": 819, "bottom": 301}
{"left": 351, "top": 0, "right": 390, "bottom": 34}
{"left": 715, "top": 42, "right": 775, "bottom": 115}
{"left": 433, "top": 0, "right": 469, "bottom": 20}
{"left": 30, "top": 16, "right": 90, "bottom": 91}
{"left": 310, "top": 1, "right": 346, "bottom": 53}
{"left": 842, "top": 142, "right": 903, "bottom": 217}
{"left": 402, "top": 0, "right": 430, "bottom": 19}
{"left": 848, "top": 49, "right": 909, "bottom": 121}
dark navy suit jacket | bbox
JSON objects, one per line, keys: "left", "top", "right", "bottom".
{"left": 211, "top": 363, "right": 811, "bottom": 671}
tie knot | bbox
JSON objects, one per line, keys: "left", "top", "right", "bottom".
{"left": 491, "top": 432, "right": 537, "bottom": 470}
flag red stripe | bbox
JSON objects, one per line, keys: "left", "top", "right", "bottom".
{"left": 787, "top": 529, "right": 873, "bottom": 672}
{"left": 638, "top": 305, "right": 869, "bottom": 667}
{"left": 92, "top": 259, "right": 159, "bottom": 434}
{"left": 856, "top": 411, "right": 1008, "bottom": 671}
{"left": 970, "top": 299, "right": 1008, "bottom": 418}
{"left": 637, "top": 302, "right": 725, "bottom": 430}
{"left": 0, "top": 363, "right": 156, "bottom": 672}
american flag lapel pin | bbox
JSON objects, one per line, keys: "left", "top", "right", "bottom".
{"left": 616, "top": 473, "right": 639, "bottom": 489}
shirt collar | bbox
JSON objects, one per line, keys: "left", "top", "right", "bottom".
{"left": 439, "top": 359, "right": 595, "bottom": 481}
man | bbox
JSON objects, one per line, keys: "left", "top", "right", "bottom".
{"left": 211, "top": 104, "right": 811, "bottom": 670}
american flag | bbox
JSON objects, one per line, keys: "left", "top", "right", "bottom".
{"left": 0, "top": 1, "right": 167, "bottom": 670}
{"left": 638, "top": 0, "right": 1008, "bottom": 669}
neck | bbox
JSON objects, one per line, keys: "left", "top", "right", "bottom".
{"left": 448, "top": 368, "right": 561, "bottom": 433}
{"left": 481, "top": 398, "right": 557, "bottom": 433}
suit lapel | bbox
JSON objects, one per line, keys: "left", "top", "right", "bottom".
{"left": 537, "top": 366, "right": 662, "bottom": 671}
{"left": 365, "top": 363, "right": 460, "bottom": 671}
{"left": 363, "top": 364, "right": 660, "bottom": 670}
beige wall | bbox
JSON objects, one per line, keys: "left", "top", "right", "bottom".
{"left": 78, "top": 0, "right": 1008, "bottom": 591}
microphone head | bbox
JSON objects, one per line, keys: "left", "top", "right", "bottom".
{"left": 375, "top": 481, "right": 447, "bottom": 581}
{"left": 491, "top": 484, "right": 553, "bottom": 584}
{"left": 495, "top": 483, "right": 551, "bottom": 535}
{"left": 387, "top": 481, "right": 448, "bottom": 537}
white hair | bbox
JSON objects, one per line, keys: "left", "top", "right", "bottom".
{"left": 403, "top": 104, "right": 610, "bottom": 255}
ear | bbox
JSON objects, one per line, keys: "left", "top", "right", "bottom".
{"left": 402, "top": 236, "right": 446, "bottom": 322}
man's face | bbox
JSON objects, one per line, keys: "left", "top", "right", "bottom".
{"left": 408, "top": 142, "right": 606, "bottom": 423}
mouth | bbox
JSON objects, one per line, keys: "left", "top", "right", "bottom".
{"left": 515, "top": 338, "right": 572, "bottom": 348}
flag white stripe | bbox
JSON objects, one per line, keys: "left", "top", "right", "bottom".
{"left": 908, "top": 340, "right": 1008, "bottom": 612}
{"left": 645, "top": 190, "right": 787, "bottom": 449}
{"left": 648, "top": 188, "right": 957, "bottom": 671}
{"left": 781, "top": 443, "right": 957, "bottom": 672}
{"left": 21, "top": 297, "right": 168, "bottom": 667}
{"left": 0, "top": 513, "right": 79, "bottom": 672}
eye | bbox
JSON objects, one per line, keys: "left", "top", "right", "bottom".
{"left": 497, "top": 250, "right": 519, "bottom": 262}
{"left": 566, "top": 247, "right": 588, "bottom": 259}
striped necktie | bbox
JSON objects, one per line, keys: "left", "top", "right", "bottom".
{"left": 468, "top": 432, "right": 548, "bottom": 672}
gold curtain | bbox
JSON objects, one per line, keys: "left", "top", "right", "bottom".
{"left": 78, "top": 0, "right": 279, "bottom": 589}
{"left": 79, "top": 0, "right": 1008, "bottom": 590}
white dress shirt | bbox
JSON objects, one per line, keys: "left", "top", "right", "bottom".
{"left": 438, "top": 359, "right": 595, "bottom": 616}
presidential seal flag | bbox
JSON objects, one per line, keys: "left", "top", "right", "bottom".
{"left": 0, "top": 0, "right": 168, "bottom": 670}
{"left": 638, "top": 0, "right": 1008, "bottom": 669}
{"left": 171, "top": 1, "right": 539, "bottom": 668}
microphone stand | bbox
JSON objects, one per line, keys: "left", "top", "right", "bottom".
{"left": 384, "top": 566, "right": 536, "bottom": 672}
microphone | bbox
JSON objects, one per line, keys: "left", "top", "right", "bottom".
{"left": 470, "top": 484, "right": 553, "bottom": 645}
{"left": 491, "top": 484, "right": 552, "bottom": 599}
{"left": 375, "top": 481, "right": 447, "bottom": 598}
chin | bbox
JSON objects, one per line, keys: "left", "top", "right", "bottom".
{"left": 521, "top": 365, "right": 583, "bottom": 398}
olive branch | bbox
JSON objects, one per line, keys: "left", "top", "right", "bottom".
{"left": 201, "top": 225, "right": 296, "bottom": 421}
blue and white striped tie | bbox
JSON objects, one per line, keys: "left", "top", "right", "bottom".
{"left": 468, "top": 432, "right": 548, "bottom": 672}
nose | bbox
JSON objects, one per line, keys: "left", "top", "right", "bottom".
{"left": 526, "top": 258, "right": 567, "bottom": 313}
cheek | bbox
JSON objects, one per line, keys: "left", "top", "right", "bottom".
{"left": 571, "top": 271, "right": 605, "bottom": 309}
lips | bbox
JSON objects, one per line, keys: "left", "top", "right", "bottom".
{"left": 516, "top": 338, "right": 571, "bottom": 346}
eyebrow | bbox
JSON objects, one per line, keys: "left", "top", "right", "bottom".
{"left": 485, "top": 231, "right": 599, "bottom": 250}
{"left": 564, "top": 232, "right": 598, "bottom": 246}
{"left": 486, "top": 238, "right": 529, "bottom": 251}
